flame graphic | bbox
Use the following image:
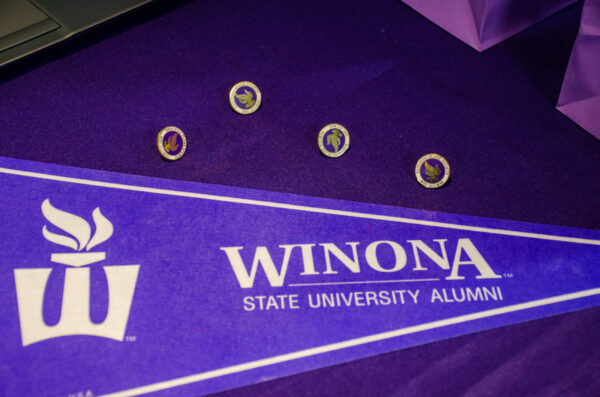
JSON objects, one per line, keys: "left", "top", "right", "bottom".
{"left": 41, "top": 199, "right": 113, "bottom": 251}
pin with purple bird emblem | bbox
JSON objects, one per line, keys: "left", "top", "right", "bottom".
{"left": 415, "top": 153, "right": 450, "bottom": 188}
{"left": 229, "top": 81, "right": 262, "bottom": 114}
{"left": 157, "top": 126, "right": 187, "bottom": 161}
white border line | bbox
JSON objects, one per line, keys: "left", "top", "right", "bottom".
{"left": 288, "top": 278, "right": 439, "bottom": 286}
{"left": 99, "top": 287, "right": 600, "bottom": 396}
{"left": 1, "top": 166, "right": 599, "bottom": 246}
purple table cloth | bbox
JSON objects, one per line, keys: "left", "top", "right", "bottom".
{"left": 0, "top": 0, "right": 599, "bottom": 395}
{"left": 403, "top": 0, "right": 577, "bottom": 51}
{"left": 557, "top": 0, "right": 600, "bottom": 139}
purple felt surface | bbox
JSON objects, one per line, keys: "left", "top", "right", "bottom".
{"left": 1, "top": 0, "right": 599, "bottom": 395}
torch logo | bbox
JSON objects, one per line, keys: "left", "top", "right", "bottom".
{"left": 13, "top": 199, "right": 140, "bottom": 346}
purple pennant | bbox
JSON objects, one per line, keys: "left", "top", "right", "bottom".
{"left": 1, "top": 156, "right": 599, "bottom": 396}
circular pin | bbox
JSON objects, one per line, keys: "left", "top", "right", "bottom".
{"left": 415, "top": 153, "right": 450, "bottom": 188}
{"left": 229, "top": 81, "right": 262, "bottom": 114}
{"left": 318, "top": 123, "right": 350, "bottom": 158}
{"left": 157, "top": 126, "right": 187, "bottom": 161}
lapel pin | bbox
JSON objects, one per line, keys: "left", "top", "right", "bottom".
{"left": 318, "top": 123, "right": 350, "bottom": 158}
{"left": 157, "top": 126, "right": 187, "bottom": 161}
{"left": 415, "top": 153, "right": 450, "bottom": 188}
{"left": 229, "top": 81, "right": 262, "bottom": 114}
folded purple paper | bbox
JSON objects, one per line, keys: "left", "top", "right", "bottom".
{"left": 402, "top": 0, "right": 577, "bottom": 51}
{"left": 557, "top": 0, "right": 600, "bottom": 139}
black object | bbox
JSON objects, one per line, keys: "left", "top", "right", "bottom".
{"left": 0, "top": 0, "right": 153, "bottom": 67}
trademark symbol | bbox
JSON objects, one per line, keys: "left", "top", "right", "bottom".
{"left": 503, "top": 273, "right": 514, "bottom": 278}
{"left": 125, "top": 336, "right": 137, "bottom": 342}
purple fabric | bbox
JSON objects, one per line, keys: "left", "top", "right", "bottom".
{"left": 0, "top": 0, "right": 599, "bottom": 395}
{"left": 557, "top": 0, "right": 600, "bottom": 139}
{"left": 403, "top": 0, "right": 577, "bottom": 51}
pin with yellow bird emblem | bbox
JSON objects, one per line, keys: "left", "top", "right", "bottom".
{"left": 157, "top": 126, "right": 187, "bottom": 161}
{"left": 318, "top": 123, "right": 350, "bottom": 158}
{"left": 415, "top": 153, "right": 450, "bottom": 188}
{"left": 229, "top": 81, "right": 262, "bottom": 114}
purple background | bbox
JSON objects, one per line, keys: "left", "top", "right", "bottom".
{"left": 0, "top": 0, "right": 599, "bottom": 395}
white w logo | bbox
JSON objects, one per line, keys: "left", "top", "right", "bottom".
{"left": 14, "top": 199, "right": 139, "bottom": 346}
